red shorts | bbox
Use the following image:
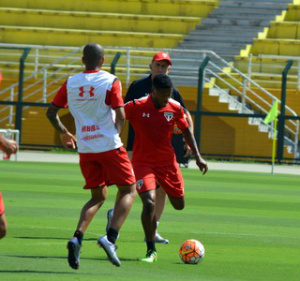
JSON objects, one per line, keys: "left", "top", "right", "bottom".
{"left": 133, "top": 162, "right": 184, "bottom": 198}
{"left": 79, "top": 147, "right": 136, "bottom": 189}
{"left": 0, "top": 192, "right": 5, "bottom": 215}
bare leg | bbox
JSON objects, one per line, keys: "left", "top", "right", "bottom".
{"left": 0, "top": 213, "right": 7, "bottom": 239}
{"left": 168, "top": 195, "right": 185, "bottom": 211}
{"left": 110, "top": 184, "right": 136, "bottom": 232}
{"left": 155, "top": 186, "right": 167, "bottom": 223}
{"left": 76, "top": 186, "right": 107, "bottom": 233}
{"left": 139, "top": 190, "right": 156, "bottom": 242}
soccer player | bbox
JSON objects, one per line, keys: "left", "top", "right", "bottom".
{"left": 46, "top": 43, "right": 136, "bottom": 269}
{"left": 106, "top": 51, "right": 194, "bottom": 244}
{"left": 0, "top": 133, "right": 18, "bottom": 239}
{"left": 125, "top": 73, "right": 208, "bottom": 262}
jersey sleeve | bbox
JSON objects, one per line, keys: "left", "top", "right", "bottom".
{"left": 124, "top": 100, "right": 135, "bottom": 120}
{"left": 176, "top": 107, "right": 189, "bottom": 130}
{"left": 52, "top": 80, "right": 68, "bottom": 108}
{"left": 105, "top": 78, "right": 124, "bottom": 108}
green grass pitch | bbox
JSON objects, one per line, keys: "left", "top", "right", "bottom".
{"left": 0, "top": 161, "right": 299, "bottom": 281}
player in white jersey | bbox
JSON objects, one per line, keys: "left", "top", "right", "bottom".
{"left": 46, "top": 43, "right": 136, "bottom": 269}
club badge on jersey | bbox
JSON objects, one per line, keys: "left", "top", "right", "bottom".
{"left": 164, "top": 112, "right": 174, "bottom": 122}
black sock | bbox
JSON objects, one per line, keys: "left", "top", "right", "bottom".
{"left": 73, "top": 230, "right": 83, "bottom": 245}
{"left": 146, "top": 241, "right": 156, "bottom": 252}
{"left": 107, "top": 228, "right": 119, "bottom": 244}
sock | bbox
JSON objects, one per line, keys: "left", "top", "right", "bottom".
{"left": 107, "top": 228, "right": 119, "bottom": 244}
{"left": 146, "top": 241, "right": 156, "bottom": 253}
{"left": 73, "top": 230, "right": 84, "bottom": 245}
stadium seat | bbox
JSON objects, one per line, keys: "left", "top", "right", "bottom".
{"left": 0, "top": 0, "right": 218, "bottom": 17}
{"left": 0, "top": 7, "right": 201, "bottom": 35}
{"left": 0, "top": 25, "right": 183, "bottom": 48}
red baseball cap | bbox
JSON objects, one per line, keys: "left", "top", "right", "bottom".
{"left": 152, "top": 52, "right": 172, "bottom": 65}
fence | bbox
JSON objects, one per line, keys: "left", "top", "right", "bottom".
{"left": 0, "top": 43, "right": 299, "bottom": 162}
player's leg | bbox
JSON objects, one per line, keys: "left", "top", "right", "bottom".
{"left": 155, "top": 163, "right": 185, "bottom": 210}
{"left": 109, "top": 184, "right": 136, "bottom": 232}
{"left": 0, "top": 213, "right": 7, "bottom": 239}
{"left": 0, "top": 192, "right": 7, "bottom": 239}
{"left": 98, "top": 183, "right": 136, "bottom": 267}
{"left": 67, "top": 155, "right": 107, "bottom": 270}
{"left": 76, "top": 186, "right": 107, "bottom": 233}
{"left": 68, "top": 186, "right": 107, "bottom": 270}
{"left": 139, "top": 189, "right": 158, "bottom": 262}
{"left": 154, "top": 186, "right": 169, "bottom": 244}
{"left": 168, "top": 196, "right": 185, "bottom": 210}
{"left": 155, "top": 186, "right": 166, "bottom": 222}
{"left": 98, "top": 147, "right": 136, "bottom": 267}
{"left": 140, "top": 189, "right": 157, "bottom": 242}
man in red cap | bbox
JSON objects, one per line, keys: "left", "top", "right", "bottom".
{"left": 105, "top": 51, "right": 194, "bottom": 245}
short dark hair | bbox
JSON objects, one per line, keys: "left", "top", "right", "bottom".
{"left": 83, "top": 43, "right": 104, "bottom": 63}
{"left": 152, "top": 73, "right": 173, "bottom": 90}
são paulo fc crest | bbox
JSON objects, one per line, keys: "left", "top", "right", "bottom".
{"left": 164, "top": 112, "right": 173, "bottom": 122}
{"left": 136, "top": 180, "right": 144, "bottom": 190}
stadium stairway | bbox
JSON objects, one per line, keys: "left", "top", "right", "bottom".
{"left": 174, "top": 0, "right": 292, "bottom": 60}
{"left": 177, "top": 86, "right": 292, "bottom": 158}
{"left": 168, "top": 0, "right": 293, "bottom": 87}
{"left": 234, "top": 2, "right": 300, "bottom": 89}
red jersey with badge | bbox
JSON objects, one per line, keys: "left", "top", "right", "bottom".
{"left": 125, "top": 94, "right": 189, "bottom": 166}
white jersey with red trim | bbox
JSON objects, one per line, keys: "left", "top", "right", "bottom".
{"left": 66, "top": 70, "right": 123, "bottom": 153}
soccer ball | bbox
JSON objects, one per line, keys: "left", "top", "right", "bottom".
{"left": 179, "top": 239, "right": 205, "bottom": 264}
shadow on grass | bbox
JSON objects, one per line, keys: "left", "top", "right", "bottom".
{"left": 0, "top": 270, "right": 74, "bottom": 274}
{"left": 14, "top": 236, "right": 97, "bottom": 241}
{"left": 3, "top": 254, "right": 139, "bottom": 262}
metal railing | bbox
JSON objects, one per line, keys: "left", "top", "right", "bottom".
{"left": 0, "top": 43, "right": 299, "bottom": 157}
{"left": 246, "top": 54, "right": 300, "bottom": 90}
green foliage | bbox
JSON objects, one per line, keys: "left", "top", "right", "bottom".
{"left": 0, "top": 162, "right": 299, "bottom": 281}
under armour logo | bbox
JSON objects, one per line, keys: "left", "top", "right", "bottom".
{"left": 143, "top": 113, "right": 150, "bottom": 118}
{"left": 79, "top": 86, "right": 95, "bottom": 97}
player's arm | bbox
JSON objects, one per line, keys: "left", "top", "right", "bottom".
{"left": 0, "top": 134, "right": 18, "bottom": 155}
{"left": 114, "top": 106, "right": 125, "bottom": 135}
{"left": 185, "top": 111, "right": 194, "bottom": 133}
{"left": 181, "top": 127, "right": 208, "bottom": 175}
{"left": 173, "top": 90, "right": 194, "bottom": 132}
{"left": 46, "top": 104, "right": 76, "bottom": 150}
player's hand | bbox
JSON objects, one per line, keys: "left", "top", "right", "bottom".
{"left": 195, "top": 156, "right": 208, "bottom": 175}
{"left": 0, "top": 138, "right": 18, "bottom": 155}
{"left": 60, "top": 132, "right": 77, "bottom": 150}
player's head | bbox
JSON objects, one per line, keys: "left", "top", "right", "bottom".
{"left": 82, "top": 43, "right": 105, "bottom": 70}
{"left": 150, "top": 52, "right": 172, "bottom": 79}
{"left": 152, "top": 73, "right": 173, "bottom": 109}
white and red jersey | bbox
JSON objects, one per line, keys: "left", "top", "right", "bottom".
{"left": 52, "top": 70, "right": 124, "bottom": 153}
{"left": 125, "top": 94, "right": 189, "bottom": 166}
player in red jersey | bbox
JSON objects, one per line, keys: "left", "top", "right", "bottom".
{"left": 0, "top": 133, "right": 18, "bottom": 239}
{"left": 46, "top": 43, "right": 136, "bottom": 269}
{"left": 0, "top": 192, "right": 6, "bottom": 239}
{"left": 124, "top": 74, "right": 208, "bottom": 262}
